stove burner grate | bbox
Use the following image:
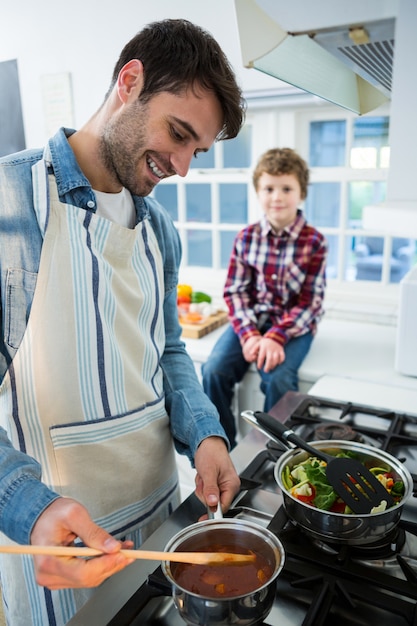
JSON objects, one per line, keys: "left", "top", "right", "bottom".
{"left": 313, "top": 423, "right": 360, "bottom": 441}
{"left": 267, "top": 508, "right": 417, "bottom": 626}
{"left": 105, "top": 392, "right": 417, "bottom": 626}
{"left": 306, "top": 526, "right": 407, "bottom": 561}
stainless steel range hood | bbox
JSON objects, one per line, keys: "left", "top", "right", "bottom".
{"left": 234, "top": 0, "right": 394, "bottom": 114}
{"left": 312, "top": 18, "right": 394, "bottom": 99}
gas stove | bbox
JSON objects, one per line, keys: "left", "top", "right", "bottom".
{"left": 67, "top": 391, "right": 417, "bottom": 626}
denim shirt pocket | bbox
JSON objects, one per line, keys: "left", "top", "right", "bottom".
{"left": 5, "top": 268, "right": 37, "bottom": 350}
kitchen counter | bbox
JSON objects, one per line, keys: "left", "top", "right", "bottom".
{"left": 182, "top": 317, "right": 417, "bottom": 394}
{"left": 308, "top": 374, "right": 417, "bottom": 413}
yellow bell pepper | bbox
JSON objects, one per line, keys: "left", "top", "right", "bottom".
{"left": 177, "top": 284, "right": 193, "bottom": 298}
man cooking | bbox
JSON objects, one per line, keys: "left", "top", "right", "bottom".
{"left": 0, "top": 18, "right": 245, "bottom": 626}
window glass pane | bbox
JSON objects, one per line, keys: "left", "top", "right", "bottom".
{"left": 352, "top": 235, "right": 413, "bottom": 283}
{"left": 354, "top": 236, "right": 384, "bottom": 282}
{"left": 190, "top": 145, "right": 215, "bottom": 169}
{"left": 223, "top": 125, "right": 252, "bottom": 168}
{"left": 153, "top": 183, "right": 178, "bottom": 221}
{"left": 350, "top": 147, "right": 377, "bottom": 169}
{"left": 347, "top": 181, "right": 386, "bottom": 228}
{"left": 391, "top": 237, "right": 415, "bottom": 283}
{"left": 219, "top": 184, "right": 248, "bottom": 223}
{"left": 187, "top": 230, "right": 212, "bottom": 266}
{"left": 380, "top": 146, "right": 390, "bottom": 168}
{"left": 355, "top": 237, "right": 416, "bottom": 283}
{"left": 220, "top": 230, "right": 239, "bottom": 269}
{"left": 185, "top": 184, "right": 212, "bottom": 222}
{"left": 324, "top": 234, "right": 339, "bottom": 279}
{"left": 304, "top": 182, "right": 341, "bottom": 228}
{"left": 345, "top": 235, "right": 358, "bottom": 281}
{"left": 309, "top": 120, "right": 346, "bottom": 167}
{"left": 351, "top": 116, "right": 389, "bottom": 169}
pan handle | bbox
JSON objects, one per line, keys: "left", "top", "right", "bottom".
{"left": 254, "top": 411, "right": 326, "bottom": 460}
{"left": 207, "top": 501, "right": 223, "bottom": 520}
{"left": 240, "top": 410, "right": 293, "bottom": 448}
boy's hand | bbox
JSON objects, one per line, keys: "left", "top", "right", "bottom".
{"left": 242, "top": 336, "right": 285, "bottom": 373}
{"left": 242, "top": 335, "right": 262, "bottom": 362}
{"left": 256, "top": 337, "right": 285, "bottom": 372}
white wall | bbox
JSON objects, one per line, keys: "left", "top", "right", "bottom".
{"left": 0, "top": 0, "right": 280, "bottom": 149}
{"left": 386, "top": 0, "right": 417, "bottom": 204}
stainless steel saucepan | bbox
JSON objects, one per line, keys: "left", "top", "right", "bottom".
{"left": 162, "top": 504, "right": 285, "bottom": 625}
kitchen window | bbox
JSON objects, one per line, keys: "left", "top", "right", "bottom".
{"left": 303, "top": 115, "right": 416, "bottom": 284}
{"left": 152, "top": 99, "right": 416, "bottom": 316}
{"left": 153, "top": 124, "right": 252, "bottom": 276}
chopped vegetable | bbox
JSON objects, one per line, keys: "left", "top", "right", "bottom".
{"left": 282, "top": 452, "right": 404, "bottom": 514}
{"left": 291, "top": 481, "right": 316, "bottom": 504}
{"left": 181, "top": 312, "right": 203, "bottom": 323}
{"left": 257, "top": 569, "right": 268, "bottom": 584}
{"left": 177, "top": 294, "right": 191, "bottom": 305}
{"left": 329, "top": 499, "right": 347, "bottom": 514}
{"left": 177, "top": 286, "right": 214, "bottom": 318}
{"left": 177, "top": 284, "right": 193, "bottom": 298}
{"left": 391, "top": 480, "right": 405, "bottom": 500}
{"left": 291, "top": 465, "right": 308, "bottom": 483}
{"left": 191, "top": 291, "right": 212, "bottom": 304}
{"left": 370, "top": 500, "right": 388, "bottom": 514}
{"left": 282, "top": 465, "right": 293, "bottom": 491}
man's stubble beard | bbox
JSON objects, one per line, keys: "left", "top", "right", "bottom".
{"left": 98, "top": 100, "right": 154, "bottom": 197}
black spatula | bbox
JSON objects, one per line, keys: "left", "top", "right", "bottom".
{"left": 254, "top": 411, "right": 395, "bottom": 515}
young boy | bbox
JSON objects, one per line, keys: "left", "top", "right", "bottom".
{"left": 202, "top": 148, "right": 327, "bottom": 448}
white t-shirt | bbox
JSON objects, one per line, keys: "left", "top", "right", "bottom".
{"left": 93, "top": 187, "right": 136, "bottom": 229}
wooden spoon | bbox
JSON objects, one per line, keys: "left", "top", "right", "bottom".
{"left": 0, "top": 545, "right": 255, "bottom": 565}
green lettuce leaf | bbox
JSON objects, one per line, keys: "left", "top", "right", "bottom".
{"left": 302, "top": 459, "right": 338, "bottom": 511}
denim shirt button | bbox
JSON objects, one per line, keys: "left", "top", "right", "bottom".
{"left": 87, "top": 200, "right": 95, "bottom": 208}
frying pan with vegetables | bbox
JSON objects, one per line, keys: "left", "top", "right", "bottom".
{"left": 241, "top": 410, "right": 413, "bottom": 545}
{"left": 254, "top": 411, "right": 395, "bottom": 514}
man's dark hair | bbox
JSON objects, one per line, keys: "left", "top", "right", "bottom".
{"left": 107, "top": 19, "right": 245, "bottom": 141}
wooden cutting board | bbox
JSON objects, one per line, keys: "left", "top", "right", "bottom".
{"left": 180, "top": 310, "right": 228, "bottom": 339}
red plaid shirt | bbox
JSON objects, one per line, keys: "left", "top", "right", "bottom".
{"left": 224, "top": 210, "right": 327, "bottom": 346}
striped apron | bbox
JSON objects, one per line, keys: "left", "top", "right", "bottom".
{"left": 0, "top": 150, "right": 179, "bottom": 626}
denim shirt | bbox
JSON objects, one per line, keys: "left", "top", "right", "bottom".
{"left": 0, "top": 128, "right": 226, "bottom": 544}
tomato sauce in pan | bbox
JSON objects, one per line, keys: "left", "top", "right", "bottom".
{"left": 171, "top": 544, "right": 275, "bottom": 598}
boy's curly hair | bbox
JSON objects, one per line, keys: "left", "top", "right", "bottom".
{"left": 253, "top": 148, "right": 309, "bottom": 199}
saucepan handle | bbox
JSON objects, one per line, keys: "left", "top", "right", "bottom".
{"left": 207, "top": 501, "right": 223, "bottom": 520}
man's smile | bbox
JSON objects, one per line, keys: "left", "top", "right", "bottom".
{"left": 147, "top": 155, "right": 166, "bottom": 180}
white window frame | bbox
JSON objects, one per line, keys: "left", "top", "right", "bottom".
{"left": 177, "top": 93, "right": 402, "bottom": 324}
